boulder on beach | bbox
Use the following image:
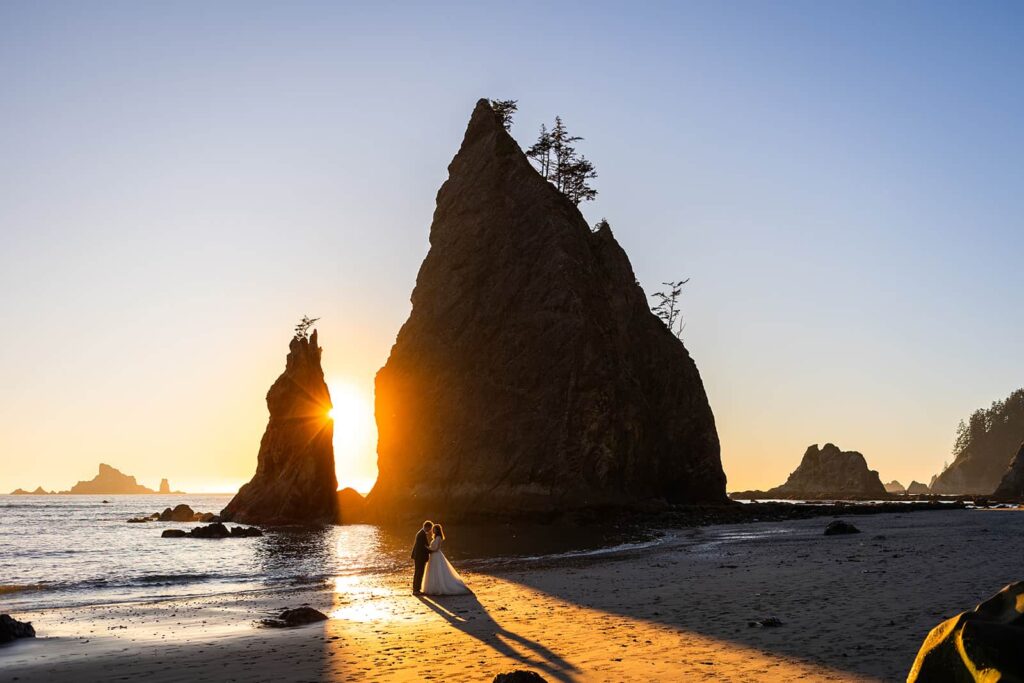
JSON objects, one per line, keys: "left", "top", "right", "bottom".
{"left": 161, "top": 523, "right": 262, "bottom": 539}
{"left": 262, "top": 607, "right": 328, "bottom": 628}
{"left": 992, "top": 443, "right": 1024, "bottom": 501}
{"left": 884, "top": 480, "right": 906, "bottom": 494}
{"left": 493, "top": 672, "right": 549, "bottom": 683}
{"left": 221, "top": 330, "right": 338, "bottom": 526}
{"left": 823, "top": 520, "right": 860, "bottom": 535}
{"left": 766, "top": 444, "right": 888, "bottom": 499}
{"left": 908, "top": 582, "right": 1024, "bottom": 682}
{"left": 0, "top": 614, "right": 36, "bottom": 644}
{"left": 906, "top": 481, "right": 930, "bottom": 495}
{"left": 159, "top": 504, "right": 196, "bottom": 522}
{"left": 366, "top": 99, "right": 725, "bottom": 520}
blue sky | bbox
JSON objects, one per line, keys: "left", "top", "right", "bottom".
{"left": 1, "top": 1, "right": 1022, "bottom": 492}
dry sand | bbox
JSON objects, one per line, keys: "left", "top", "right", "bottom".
{"left": 3, "top": 508, "right": 1021, "bottom": 682}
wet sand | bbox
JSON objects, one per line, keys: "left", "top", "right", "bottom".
{"left": 3, "top": 508, "right": 1021, "bottom": 682}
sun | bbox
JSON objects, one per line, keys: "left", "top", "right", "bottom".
{"left": 326, "top": 380, "right": 378, "bottom": 494}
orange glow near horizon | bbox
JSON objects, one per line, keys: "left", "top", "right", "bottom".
{"left": 327, "top": 379, "right": 378, "bottom": 495}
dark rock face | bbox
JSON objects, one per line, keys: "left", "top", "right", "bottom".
{"left": 883, "top": 480, "right": 905, "bottom": 494}
{"left": 823, "top": 520, "right": 860, "bottom": 535}
{"left": 367, "top": 99, "right": 724, "bottom": 519}
{"left": 337, "top": 487, "right": 366, "bottom": 524}
{"left": 931, "top": 388, "right": 1024, "bottom": 494}
{"left": 262, "top": 607, "right": 328, "bottom": 628}
{"left": 66, "top": 464, "right": 155, "bottom": 494}
{"left": 221, "top": 331, "right": 338, "bottom": 525}
{"left": 908, "top": 582, "right": 1024, "bottom": 682}
{"left": 766, "top": 444, "right": 887, "bottom": 499}
{"left": 906, "top": 480, "right": 930, "bottom": 495}
{"left": 0, "top": 614, "right": 36, "bottom": 643}
{"left": 992, "top": 443, "right": 1024, "bottom": 500}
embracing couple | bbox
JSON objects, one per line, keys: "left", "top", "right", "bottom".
{"left": 411, "top": 520, "right": 471, "bottom": 596}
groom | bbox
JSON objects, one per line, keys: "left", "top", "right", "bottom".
{"left": 411, "top": 520, "right": 434, "bottom": 595}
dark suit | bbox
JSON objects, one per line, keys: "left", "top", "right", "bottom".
{"left": 411, "top": 528, "right": 431, "bottom": 593}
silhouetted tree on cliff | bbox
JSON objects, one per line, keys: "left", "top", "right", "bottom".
{"left": 489, "top": 99, "right": 518, "bottom": 131}
{"left": 293, "top": 315, "right": 320, "bottom": 341}
{"left": 950, "top": 388, "right": 1024, "bottom": 467}
{"left": 650, "top": 280, "right": 689, "bottom": 339}
{"left": 526, "top": 115, "right": 598, "bottom": 205}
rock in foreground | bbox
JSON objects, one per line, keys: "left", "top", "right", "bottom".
{"left": 766, "top": 444, "right": 888, "bottom": 499}
{"left": 493, "top": 672, "right": 548, "bottom": 683}
{"left": 992, "top": 443, "right": 1024, "bottom": 501}
{"left": 221, "top": 331, "right": 338, "bottom": 525}
{"left": 262, "top": 607, "right": 328, "bottom": 628}
{"left": 823, "top": 520, "right": 860, "bottom": 535}
{"left": 908, "top": 582, "right": 1024, "bottom": 682}
{"left": 0, "top": 614, "right": 36, "bottom": 644}
{"left": 367, "top": 99, "right": 725, "bottom": 519}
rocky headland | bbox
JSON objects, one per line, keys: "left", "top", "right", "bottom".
{"left": 930, "top": 388, "right": 1024, "bottom": 494}
{"left": 992, "top": 443, "right": 1024, "bottom": 500}
{"left": 221, "top": 330, "right": 338, "bottom": 525}
{"left": 365, "top": 99, "right": 725, "bottom": 520}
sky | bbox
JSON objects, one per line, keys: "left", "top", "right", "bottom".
{"left": 1, "top": 1, "right": 1022, "bottom": 494}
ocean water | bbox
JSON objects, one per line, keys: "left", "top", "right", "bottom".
{"left": 0, "top": 494, "right": 656, "bottom": 610}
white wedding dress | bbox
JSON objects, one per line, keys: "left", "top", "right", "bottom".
{"left": 421, "top": 537, "right": 471, "bottom": 595}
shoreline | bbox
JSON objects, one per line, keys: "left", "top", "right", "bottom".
{"left": 4, "top": 507, "right": 1022, "bottom": 681}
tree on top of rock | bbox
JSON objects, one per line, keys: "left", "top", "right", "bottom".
{"left": 526, "top": 115, "right": 598, "bottom": 205}
{"left": 489, "top": 99, "right": 518, "bottom": 131}
{"left": 293, "top": 315, "right": 320, "bottom": 341}
{"left": 650, "top": 279, "right": 689, "bottom": 339}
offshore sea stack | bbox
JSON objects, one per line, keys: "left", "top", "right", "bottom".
{"left": 366, "top": 99, "right": 725, "bottom": 519}
{"left": 221, "top": 331, "right": 338, "bottom": 525}
{"left": 766, "top": 443, "right": 887, "bottom": 499}
{"left": 992, "top": 443, "right": 1024, "bottom": 501}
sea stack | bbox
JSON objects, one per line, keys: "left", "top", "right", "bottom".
{"left": 992, "top": 443, "right": 1024, "bottom": 500}
{"left": 766, "top": 443, "right": 887, "bottom": 499}
{"left": 221, "top": 330, "right": 338, "bottom": 525}
{"left": 66, "top": 464, "right": 156, "bottom": 494}
{"left": 159, "top": 478, "right": 171, "bottom": 494}
{"left": 366, "top": 99, "right": 725, "bottom": 519}
{"left": 884, "top": 480, "right": 906, "bottom": 494}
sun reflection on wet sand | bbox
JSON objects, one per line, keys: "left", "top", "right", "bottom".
{"left": 330, "top": 575, "right": 399, "bottom": 623}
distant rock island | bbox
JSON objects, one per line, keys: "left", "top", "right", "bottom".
{"left": 10, "top": 486, "right": 54, "bottom": 495}
{"left": 731, "top": 443, "right": 887, "bottom": 500}
{"left": 906, "top": 480, "right": 930, "bottom": 495}
{"left": 366, "top": 99, "right": 725, "bottom": 520}
{"left": 221, "top": 329, "right": 338, "bottom": 525}
{"left": 9, "top": 464, "right": 182, "bottom": 495}
{"left": 884, "top": 480, "right": 906, "bottom": 494}
{"left": 930, "top": 388, "right": 1024, "bottom": 494}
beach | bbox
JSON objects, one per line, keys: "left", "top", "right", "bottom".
{"left": 3, "top": 507, "right": 1021, "bottom": 682}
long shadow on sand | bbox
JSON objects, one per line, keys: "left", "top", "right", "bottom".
{"left": 418, "top": 594, "right": 579, "bottom": 683}
{"left": 472, "top": 510, "right": 1024, "bottom": 681}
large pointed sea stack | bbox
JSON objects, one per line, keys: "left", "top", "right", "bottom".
{"left": 992, "top": 443, "right": 1024, "bottom": 500}
{"left": 366, "top": 99, "right": 725, "bottom": 519}
{"left": 221, "top": 330, "right": 337, "bottom": 525}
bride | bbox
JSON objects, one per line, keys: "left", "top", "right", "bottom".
{"left": 421, "top": 524, "right": 472, "bottom": 595}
